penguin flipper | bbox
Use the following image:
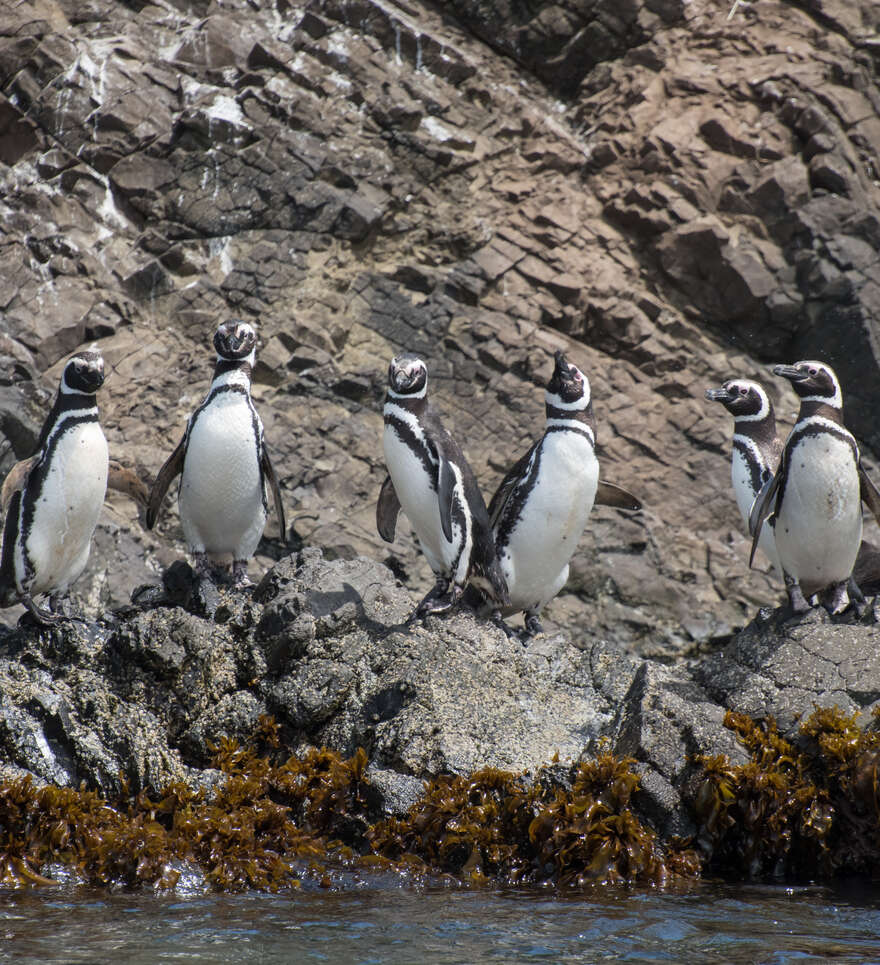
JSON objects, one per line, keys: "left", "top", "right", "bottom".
{"left": 108, "top": 460, "right": 149, "bottom": 508}
{"left": 260, "top": 445, "right": 287, "bottom": 543}
{"left": 595, "top": 481, "right": 642, "bottom": 512}
{"left": 488, "top": 444, "right": 537, "bottom": 531}
{"left": 437, "top": 458, "right": 456, "bottom": 543}
{"left": 376, "top": 474, "right": 401, "bottom": 543}
{"left": 748, "top": 467, "right": 781, "bottom": 568}
{"left": 0, "top": 488, "right": 21, "bottom": 606}
{"left": 146, "top": 436, "right": 186, "bottom": 530}
{"left": 1, "top": 455, "right": 38, "bottom": 515}
{"left": 859, "top": 463, "right": 880, "bottom": 525}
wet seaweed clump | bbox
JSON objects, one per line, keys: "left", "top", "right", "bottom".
{"left": 0, "top": 716, "right": 374, "bottom": 892}
{"left": 695, "top": 707, "right": 880, "bottom": 878}
{"left": 369, "top": 747, "right": 700, "bottom": 888}
{"left": 0, "top": 721, "right": 698, "bottom": 893}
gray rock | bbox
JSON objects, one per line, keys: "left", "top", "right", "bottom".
{"left": 695, "top": 607, "right": 880, "bottom": 735}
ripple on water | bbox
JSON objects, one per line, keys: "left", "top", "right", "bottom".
{"left": 3, "top": 883, "right": 880, "bottom": 964}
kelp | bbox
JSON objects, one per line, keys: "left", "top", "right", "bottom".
{"left": 0, "top": 719, "right": 696, "bottom": 892}
{"left": 369, "top": 747, "right": 700, "bottom": 888}
{"left": 694, "top": 706, "right": 880, "bottom": 878}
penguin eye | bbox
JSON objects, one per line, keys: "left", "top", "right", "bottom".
{"left": 808, "top": 366, "right": 818, "bottom": 377}
{"left": 739, "top": 386, "right": 748, "bottom": 396}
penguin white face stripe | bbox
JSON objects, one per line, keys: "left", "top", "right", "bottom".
{"left": 214, "top": 347, "right": 256, "bottom": 368}
{"left": 388, "top": 384, "right": 427, "bottom": 400}
{"left": 800, "top": 389, "right": 843, "bottom": 408}
{"left": 730, "top": 384, "right": 771, "bottom": 422}
{"left": 545, "top": 389, "right": 590, "bottom": 411}
{"left": 211, "top": 366, "right": 254, "bottom": 390}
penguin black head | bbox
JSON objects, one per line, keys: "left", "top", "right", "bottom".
{"left": 773, "top": 360, "right": 842, "bottom": 408}
{"left": 388, "top": 353, "right": 428, "bottom": 399}
{"left": 214, "top": 320, "right": 257, "bottom": 363}
{"left": 546, "top": 350, "right": 590, "bottom": 410}
{"left": 62, "top": 351, "right": 105, "bottom": 395}
{"left": 705, "top": 380, "right": 771, "bottom": 421}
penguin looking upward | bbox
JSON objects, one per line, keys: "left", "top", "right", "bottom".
{"left": 377, "top": 353, "right": 508, "bottom": 620}
{"left": 750, "top": 360, "right": 880, "bottom": 614}
{"left": 0, "top": 351, "right": 109, "bottom": 625}
{"left": 705, "top": 379, "right": 782, "bottom": 572}
{"left": 146, "top": 320, "right": 285, "bottom": 587}
{"left": 481, "top": 350, "right": 640, "bottom": 638}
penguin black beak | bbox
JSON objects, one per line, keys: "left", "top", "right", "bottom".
{"left": 705, "top": 386, "right": 732, "bottom": 404}
{"left": 773, "top": 364, "right": 808, "bottom": 383}
{"left": 553, "top": 350, "right": 569, "bottom": 375}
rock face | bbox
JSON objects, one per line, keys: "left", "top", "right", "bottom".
{"left": 1, "top": 552, "right": 878, "bottom": 845}
{"left": 2, "top": 0, "right": 879, "bottom": 657}
{"left": 2, "top": 0, "right": 880, "bottom": 857}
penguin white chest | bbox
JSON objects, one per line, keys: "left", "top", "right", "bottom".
{"left": 501, "top": 431, "right": 598, "bottom": 610}
{"left": 180, "top": 394, "right": 265, "bottom": 558}
{"left": 383, "top": 422, "right": 461, "bottom": 577}
{"left": 775, "top": 434, "right": 861, "bottom": 591}
{"left": 22, "top": 421, "right": 109, "bottom": 595}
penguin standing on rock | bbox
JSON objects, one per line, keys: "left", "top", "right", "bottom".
{"left": 482, "top": 350, "right": 641, "bottom": 639}
{"left": 377, "top": 352, "right": 508, "bottom": 620}
{"left": 750, "top": 360, "right": 880, "bottom": 614}
{"left": 146, "top": 320, "right": 285, "bottom": 587}
{"left": 0, "top": 351, "right": 109, "bottom": 625}
{"left": 705, "top": 379, "right": 782, "bottom": 573}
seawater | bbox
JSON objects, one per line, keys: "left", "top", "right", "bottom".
{"left": 3, "top": 882, "right": 880, "bottom": 964}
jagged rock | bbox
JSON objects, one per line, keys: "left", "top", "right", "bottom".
{"left": 695, "top": 607, "right": 880, "bottom": 735}
{"left": 0, "top": 552, "right": 878, "bottom": 847}
{"left": 0, "top": 0, "right": 880, "bottom": 854}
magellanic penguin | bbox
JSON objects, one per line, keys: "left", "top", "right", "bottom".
{"left": 705, "top": 379, "right": 782, "bottom": 573}
{"left": 146, "top": 320, "right": 286, "bottom": 587}
{"left": 0, "top": 351, "right": 109, "bottom": 625}
{"left": 482, "top": 350, "right": 641, "bottom": 639}
{"left": 377, "top": 353, "right": 508, "bottom": 620}
{"left": 750, "top": 360, "right": 880, "bottom": 614}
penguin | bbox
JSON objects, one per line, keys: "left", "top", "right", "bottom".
{"left": 483, "top": 350, "right": 641, "bottom": 638}
{"left": 146, "top": 320, "right": 286, "bottom": 587}
{"left": 0, "top": 350, "right": 109, "bottom": 625}
{"left": 377, "top": 352, "right": 508, "bottom": 620}
{"left": 750, "top": 360, "right": 880, "bottom": 614}
{"left": 705, "top": 379, "right": 782, "bottom": 572}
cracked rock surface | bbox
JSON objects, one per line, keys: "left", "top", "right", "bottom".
{"left": 0, "top": 551, "right": 878, "bottom": 842}
{"left": 2, "top": 0, "right": 880, "bottom": 843}
{"left": 2, "top": 0, "right": 879, "bottom": 656}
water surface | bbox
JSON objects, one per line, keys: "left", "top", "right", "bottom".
{"left": 3, "top": 882, "right": 880, "bottom": 963}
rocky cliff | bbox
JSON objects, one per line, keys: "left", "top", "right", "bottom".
{"left": 2, "top": 0, "right": 879, "bottom": 656}
{"left": 2, "top": 0, "right": 880, "bottom": 866}
{"left": 2, "top": 549, "right": 880, "bottom": 857}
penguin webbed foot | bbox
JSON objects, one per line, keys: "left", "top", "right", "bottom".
{"left": 524, "top": 613, "right": 544, "bottom": 635}
{"left": 784, "top": 575, "right": 812, "bottom": 615}
{"left": 19, "top": 593, "right": 65, "bottom": 628}
{"left": 847, "top": 577, "right": 869, "bottom": 618}
{"left": 491, "top": 609, "right": 516, "bottom": 640}
{"left": 231, "top": 560, "right": 253, "bottom": 590}
{"left": 821, "top": 580, "right": 851, "bottom": 616}
{"left": 410, "top": 580, "right": 460, "bottom": 622}
{"left": 193, "top": 551, "right": 215, "bottom": 583}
